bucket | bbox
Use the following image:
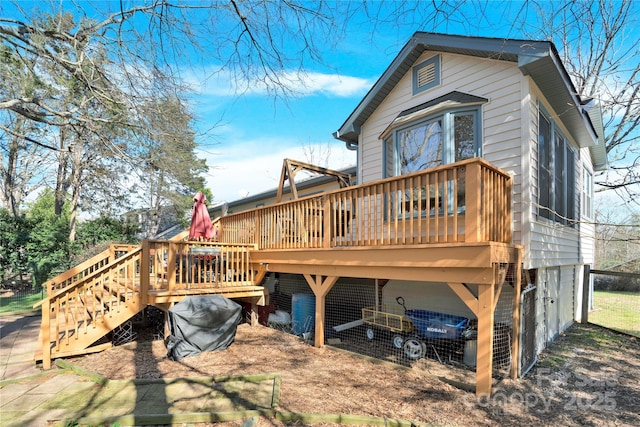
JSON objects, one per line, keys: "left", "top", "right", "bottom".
{"left": 463, "top": 339, "right": 477, "bottom": 367}
{"left": 291, "top": 293, "right": 315, "bottom": 335}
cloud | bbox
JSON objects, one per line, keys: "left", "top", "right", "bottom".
{"left": 185, "top": 67, "right": 373, "bottom": 98}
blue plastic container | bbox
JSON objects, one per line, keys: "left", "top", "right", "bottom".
{"left": 406, "top": 309, "right": 469, "bottom": 339}
{"left": 291, "top": 293, "right": 315, "bottom": 335}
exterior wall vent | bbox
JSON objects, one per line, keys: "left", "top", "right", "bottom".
{"left": 413, "top": 55, "right": 440, "bottom": 95}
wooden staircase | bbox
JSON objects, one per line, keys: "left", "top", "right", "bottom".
{"left": 36, "top": 241, "right": 268, "bottom": 369}
{"left": 36, "top": 246, "right": 144, "bottom": 368}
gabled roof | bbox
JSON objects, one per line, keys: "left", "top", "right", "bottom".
{"left": 334, "top": 32, "right": 602, "bottom": 159}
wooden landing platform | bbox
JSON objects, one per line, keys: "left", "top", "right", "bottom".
{"left": 147, "top": 285, "right": 268, "bottom": 305}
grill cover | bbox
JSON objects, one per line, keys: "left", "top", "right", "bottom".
{"left": 166, "top": 295, "right": 242, "bottom": 360}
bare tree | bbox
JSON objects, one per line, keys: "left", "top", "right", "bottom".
{"left": 0, "top": 1, "right": 362, "bottom": 222}
{"left": 511, "top": 0, "right": 640, "bottom": 205}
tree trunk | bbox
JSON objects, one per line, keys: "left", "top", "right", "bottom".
{"left": 68, "top": 137, "right": 84, "bottom": 243}
{"left": 54, "top": 127, "right": 70, "bottom": 217}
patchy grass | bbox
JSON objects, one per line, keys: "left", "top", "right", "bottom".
{"left": 0, "top": 291, "right": 43, "bottom": 314}
{"left": 589, "top": 290, "right": 640, "bottom": 337}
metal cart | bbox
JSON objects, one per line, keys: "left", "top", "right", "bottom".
{"left": 361, "top": 303, "right": 415, "bottom": 349}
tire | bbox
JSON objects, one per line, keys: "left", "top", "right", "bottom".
{"left": 392, "top": 334, "right": 404, "bottom": 349}
{"left": 365, "top": 327, "right": 375, "bottom": 341}
{"left": 403, "top": 335, "right": 426, "bottom": 360}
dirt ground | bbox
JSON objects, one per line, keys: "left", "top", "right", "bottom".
{"left": 71, "top": 318, "right": 640, "bottom": 427}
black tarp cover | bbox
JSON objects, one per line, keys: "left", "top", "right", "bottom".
{"left": 166, "top": 295, "right": 242, "bottom": 361}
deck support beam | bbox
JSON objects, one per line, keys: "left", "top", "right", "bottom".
{"left": 510, "top": 248, "right": 523, "bottom": 379}
{"left": 476, "top": 281, "right": 495, "bottom": 396}
{"left": 303, "top": 274, "right": 339, "bottom": 347}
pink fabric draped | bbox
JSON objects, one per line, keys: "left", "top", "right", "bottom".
{"left": 188, "top": 191, "right": 215, "bottom": 240}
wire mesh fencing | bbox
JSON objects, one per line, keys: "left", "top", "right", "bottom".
{"left": 263, "top": 273, "right": 517, "bottom": 388}
{"left": 0, "top": 285, "right": 44, "bottom": 314}
{"left": 589, "top": 271, "right": 640, "bottom": 337}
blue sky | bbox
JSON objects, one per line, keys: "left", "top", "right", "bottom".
{"left": 186, "top": 4, "right": 531, "bottom": 202}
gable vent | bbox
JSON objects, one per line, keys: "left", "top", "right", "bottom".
{"left": 412, "top": 55, "right": 440, "bottom": 95}
{"left": 417, "top": 62, "right": 436, "bottom": 88}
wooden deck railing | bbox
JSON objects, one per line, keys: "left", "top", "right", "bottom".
{"left": 39, "top": 240, "right": 259, "bottom": 366}
{"left": 144, "top": 240, "right": 258, "bottom": 292}
{"left": 218, "top": 158, "right": 512, "bottom": 249}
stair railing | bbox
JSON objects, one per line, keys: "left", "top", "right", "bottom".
{"left": 42, "top": 244, "right": 138, "bottom": 296}
{"left": 39, "top": 247, "right": 143, "bottom": 369}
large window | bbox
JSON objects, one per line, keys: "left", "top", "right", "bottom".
{"left": 538, "top": 108, "right": 577, "bottom": 225}
{"left": 386, "top": 108, "right": 480, "bottom": 177}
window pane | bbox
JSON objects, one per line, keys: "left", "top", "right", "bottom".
{"left": 454, "top": 113, "right": 476, "bottom": 161}
{"left": 566, "top": 147, "right": 576, "bottom": 223}
{"left": 582, "top": 168, "right": 593, "bottom": 218}
{"left": 538, "top": 113, "right": 552, "bottom": 219}
{"left": 385, "top": 137, "right": 395, "bottom": 177}
{"left": 554, "top": 132, "right": 565, "bottom": 222}
{"left": 398, "top": 120, "right": 442, "bottom": 174}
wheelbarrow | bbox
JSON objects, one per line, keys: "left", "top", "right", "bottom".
{"left": 397, "top": 296, "right": 470, "bottom": 361}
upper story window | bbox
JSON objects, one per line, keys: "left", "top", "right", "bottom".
{"left": 412, "top": 55, "right": 440, "bottom": 95}
{"left": 538, "top": 107, "right": 577, "bottom": 226}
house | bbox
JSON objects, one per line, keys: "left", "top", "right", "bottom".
{"left": 35, "top": 32, "right": 606, "bottom": 397}
{"left": 332, "top": 32, "right": 606, "bottom": 370}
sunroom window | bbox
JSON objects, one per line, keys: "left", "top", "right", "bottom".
{"left": 582, "top": 167, "right": 593, "bottom": 219}
{"left": 537, "top": 107, "right": 577, "bottom": 226}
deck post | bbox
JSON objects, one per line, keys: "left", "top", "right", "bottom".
{"left": 41, "top": 298, "right": 51, "bottom": 370}
{"left": 580, "top": 264, "right": 591, "bottom": 324}
{"left": 465, "top": 161, "right": 482, "bottom": 243}
{"left": 322, "top": 198, "right": 331, "bottom": 249}
{"left": 140, "top": 240, "right": 150, "bottom": 305}
{"left": 250, "top": 303, "right": 259, "bottom": 326}
{"left": 303, "top": 274, "right": 338, "bottom": 347}
{"left": 476, "top": 281, "right": 495, "bottom": 396}
{"left": 167, "top": 242, "right": 177, "bottom": 291}
{"left": 510, "top": 248, "right": 523, "bottom": 378}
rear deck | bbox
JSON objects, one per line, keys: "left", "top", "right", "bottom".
{"left": 216, "top": 158, "right": 522, "bottom": 395}
{"left": 38, "top": 158, "right": 521, "bottom": 396}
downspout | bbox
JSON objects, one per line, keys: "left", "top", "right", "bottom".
{"left": 333, "top": 130, "right": 358, "bottom": 151}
